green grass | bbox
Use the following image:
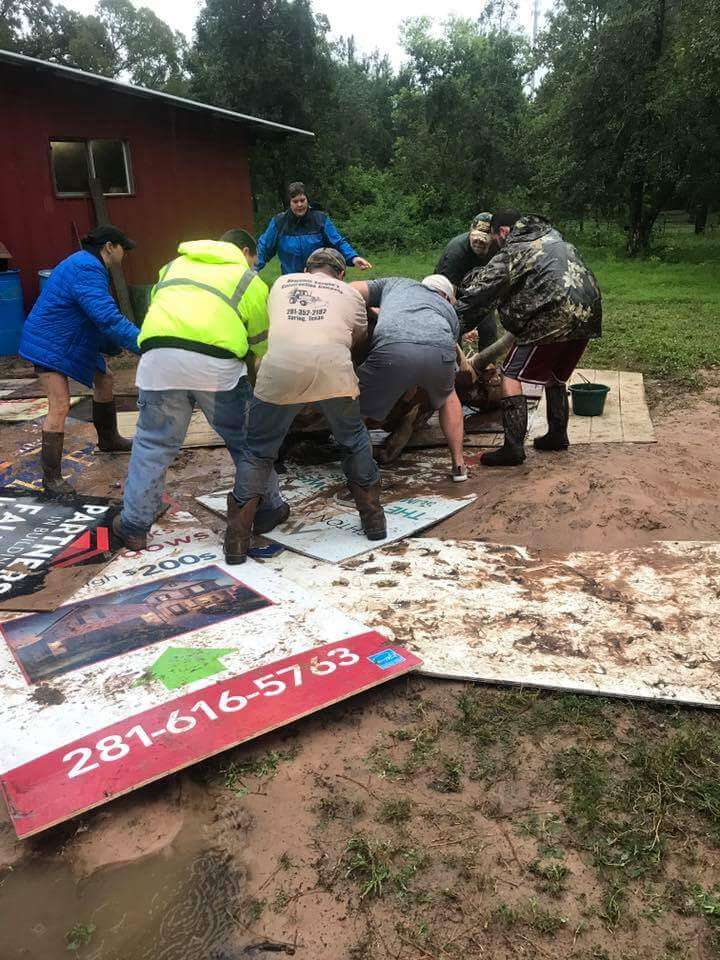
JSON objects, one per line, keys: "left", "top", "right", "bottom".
{"left": 257, "top": 228, "right": 720, "bottom": 388}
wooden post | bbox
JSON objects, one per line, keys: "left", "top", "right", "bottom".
{"left": 88, "top": 177, "right": 136, "bottom": 324}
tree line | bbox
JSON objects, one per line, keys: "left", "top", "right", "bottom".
{"left": 3, "top": 0, "right": 719, "bottom": 254}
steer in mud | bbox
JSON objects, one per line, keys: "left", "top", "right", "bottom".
{"left": 282, "top": 330, "right": 515, "bottom": 465}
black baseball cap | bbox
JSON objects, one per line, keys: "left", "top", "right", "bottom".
{"left": 82, "top": 225, "right": 136, "bottom": 250}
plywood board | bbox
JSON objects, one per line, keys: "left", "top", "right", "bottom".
{"left": 0, "top": 396, "right": 81, "bottom": 422}
{"left": 408, "top": 370, "right": 654, "bottom": 451}
{"left": 0, "top": 489, "right": 117, "bottom": 612}
{"left": 265, "top": 494, "right": 476, "bottom": 563}
{"left": 0, "top": 379, "right": 35, "bottom": 399}
{"left": 116, "top": 409, "right": 224, "bottom": 448}
{"left": 0, "top": 524, "right": 421, "bottom": 837}
{"left": 267, "top": 538, "right": 720, "bottom": 708}
{"left": 529, "top": 368, "right": 656, "bottom": 445}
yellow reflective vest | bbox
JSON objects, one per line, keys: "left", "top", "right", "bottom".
{"left": 138, "top": 240, "right": 269, "bottom": 359}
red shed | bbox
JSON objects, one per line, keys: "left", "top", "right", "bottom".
{"left": 0, "top": 50, "right": 314, "bottom": 306}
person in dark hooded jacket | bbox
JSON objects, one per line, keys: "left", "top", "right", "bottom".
{"left": 435, "top": 212, "right": 498, "bottom": 348}
{"left": 456, "top": 210, "right": 602, "bottom": 467}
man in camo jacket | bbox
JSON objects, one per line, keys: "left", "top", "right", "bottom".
{"left": 456, "top": 209, "right": 602, "bottom": 467}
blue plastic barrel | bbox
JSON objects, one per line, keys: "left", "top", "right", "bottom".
{"left": 38, "top": 269, "right": 52, "bottom": 290}
{"left": 0, "top": 270, "right": 25, "bottom": 357}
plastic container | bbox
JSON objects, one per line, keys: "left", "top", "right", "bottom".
{"left": 569, "top": 382, "right": 610, "bottom": 417}
{"left": 0, "top": 269, "right": 25, "bottom": 356}
{"left": 38, "top": 269, "right": 53, "bottom": 290}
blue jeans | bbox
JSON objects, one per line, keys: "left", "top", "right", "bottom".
{"left": 121, "top": 379, "right": 283, "bottom": 534}
{"left": 233, "top": 395, "right": 379, "bottom": 504}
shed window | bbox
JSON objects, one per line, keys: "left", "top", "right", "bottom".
{"left": 50, "top": 139, "right": 133, "bottom": 197}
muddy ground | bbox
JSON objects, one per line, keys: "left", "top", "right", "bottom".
{"left": 1, "top": 360, "right": 719, "bottom": 960}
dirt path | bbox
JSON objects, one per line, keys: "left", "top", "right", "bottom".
{"left": 1, "top": 377, "right": 719, "bottom": 959}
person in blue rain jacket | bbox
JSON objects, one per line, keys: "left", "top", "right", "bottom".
{"left": 18, "top": 224, "right": 140, "bottom": 496}
{"left": 255, "top": 181, "right": 373, "bottom": 275}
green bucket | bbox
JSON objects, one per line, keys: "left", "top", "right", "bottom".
{"left": 569, "top": 382, "right": 610, "bottom": 417}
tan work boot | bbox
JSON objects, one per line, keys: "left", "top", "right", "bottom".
{"left": 112, "top": 514, "right": 147, "bottom": 551}
{"left": 224, "top": 494, "right": 261, "bottom": 564}
{"left": 348, "top": 481, "right": 387, "bottom": 541}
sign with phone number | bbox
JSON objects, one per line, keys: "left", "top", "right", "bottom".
{"left": 1, "top": 632, "right": 421, "bottom": 838}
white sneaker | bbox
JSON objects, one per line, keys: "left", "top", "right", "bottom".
{"left": 451, "top": 464, "right": 468, "bottom": 482}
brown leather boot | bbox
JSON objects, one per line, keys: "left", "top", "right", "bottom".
{"left": 93, "top": 400, "right": 132, "bottom": 452}
{"left": 41, "top": 431, "right": 76, "bottom": 497}
{"left": 348, "top": 481, "right": 387, "bottom": 541}
{"left": 112, "top": 514, "right": 147, "bottom": 551}
{"left": 224, "top": 494, "right": 260, "bottom": 564}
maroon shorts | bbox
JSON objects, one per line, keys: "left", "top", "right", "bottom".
{"left": 502, "top": 340, "right": 588, "bottom": 385}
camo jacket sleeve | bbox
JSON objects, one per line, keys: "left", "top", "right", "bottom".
{"left": 455, "top": 251, "right": 511, "bottom": 318}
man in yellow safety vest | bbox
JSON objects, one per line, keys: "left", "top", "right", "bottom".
{"left": 113, "top": 228, "right": 288, "bottom": 550}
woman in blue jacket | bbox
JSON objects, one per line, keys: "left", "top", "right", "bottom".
{"left": 255, "top": 181, "right": 373, "bottom": 275}
{"left": 19, "top": 225, "right": 140, "bottom": 496}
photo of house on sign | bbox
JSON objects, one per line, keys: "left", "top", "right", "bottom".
{"left": 2, "top": 565, "right": 272, "bottom": 683}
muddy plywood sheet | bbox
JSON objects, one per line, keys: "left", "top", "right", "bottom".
{"left": 0, "top": 523, "right": 421, "bottom": 837}
{"left": 408, "top": 369, "right": 654, "bottom": 450}
{"left": 0, "top": 396, "right": 82, "bottom": 422}
{"left": 0, "top": 489, "right": 118, "bottom": 612}
{"left": 0, "top": 379, "right": 35, "bottom": 398}
{"left": 117, "top": 408, "right": 224, "bottom": 448}
{"left": 529, "top": 369, "right": 656, "bottom": 444}
{"left": 267, "top": 538, "right": 720, "bottom": 708}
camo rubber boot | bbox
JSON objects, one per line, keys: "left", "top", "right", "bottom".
{"left": 480, "top": 395, "right": 528, "bottom": 467}
{"left": 533, "top": 384, "right": 570, "bottom": 451}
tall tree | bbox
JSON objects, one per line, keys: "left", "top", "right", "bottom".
{"left": 96, "top": 0, "right": 188, "bottom": 92}
{"left": 533, "top": 0, "right": 720, "bottom": 253}
{"left": 190, "top": 0, "right": 335, "bottom": 205}
{"left": 1, "top": 0, "right": 116, "bottom": 73}
{"left": 391, "top": 16, "right": 529, "bottom": 221}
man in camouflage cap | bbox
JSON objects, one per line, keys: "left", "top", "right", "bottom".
{"left": 456, "top": 209, "right": 602, "bottom": 467}
{"left": 435, "top": 212, "right": 498, "bottom": 348}
{"left": 226, "top": 247, "right": 385, "bottom": 562}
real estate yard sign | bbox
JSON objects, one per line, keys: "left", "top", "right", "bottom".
{"left": 0, "top": 524, "right": 420, "bottom": 837}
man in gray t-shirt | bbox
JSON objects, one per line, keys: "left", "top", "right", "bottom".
{"left": 350, "top": 275, "right": 467, "bottom": 481}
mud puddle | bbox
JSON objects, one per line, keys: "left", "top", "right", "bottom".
{"left": 2, "top": 816, "right": 248, "bottom": 960}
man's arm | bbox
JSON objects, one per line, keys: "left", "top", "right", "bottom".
{"left": 455, "top": 252, "right": 511, "bottom": 317}
{"left": 240, "top": 276, "right": 270, "bottom": 360}
{"left": 255, "top": 216, "right": 279, "bottom": 273}
{"left": 74, "top": 261, "right": 140, "bottom": 353}
{"left": 350, "top": 278, "right": 387, "bottom": 308}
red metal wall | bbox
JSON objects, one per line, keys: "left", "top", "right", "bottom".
{"left": 0, "top": 62, "right": 256, "bottom": 307}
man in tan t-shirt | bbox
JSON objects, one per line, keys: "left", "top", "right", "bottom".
{"left": 224, "top": 248, "right": 386, "bottom": 564}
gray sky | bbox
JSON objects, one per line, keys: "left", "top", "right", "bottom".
{"left": 62, "top": 0, "right": 548, "bottom": 67}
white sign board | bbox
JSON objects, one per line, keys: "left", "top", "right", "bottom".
{"left": 0, "top": 523, "right": 420, "bottom": 836}
{"left": 266, "top": 495, "right": 476, "bottom": 563}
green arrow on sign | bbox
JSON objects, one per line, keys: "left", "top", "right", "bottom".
{"left": 144, "top": 646, "right": 235, "bottom": 690}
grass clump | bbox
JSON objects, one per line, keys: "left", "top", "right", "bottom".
{"left": 529, "top": 859, "right": 571, "bottom": 897}
{"left": 65, "top": 923, "right": 95, "bottom": 952}
{"left": 344, "top": 833, "right": 429, "bottom": 901}
{"left": 377, "top": 797, "right": 413, "bottom": 824}
{"left": 430, "top": 755, "right": 464, "bottom": 793}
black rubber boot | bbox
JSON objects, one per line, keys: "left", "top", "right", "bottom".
{"left": 348, "top": 481, "right": 387, "bottom": 540}
{"left": 534, "top": 384, "right": 570, "bottom": 451}
{"left": 253, "top": 502, "right": 290, "bottom": 535}
{"left": 224, "top": 494, "right": 260, "bottom": 564}
{"left": 41, "top": 431, "right": 76, "bottom": 496}
{"left": 481, "top": 395, "right": 528, "bottom": 466}
{"left": 93, "top": 400, "right": 133, "bottom": 452}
